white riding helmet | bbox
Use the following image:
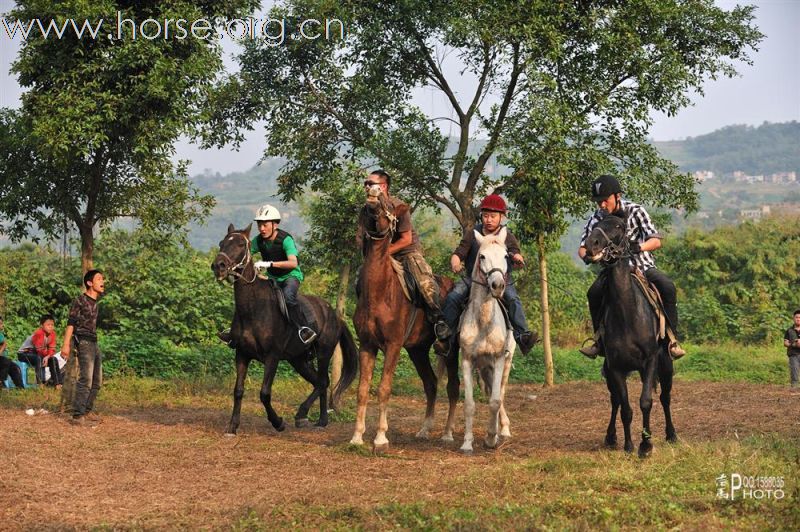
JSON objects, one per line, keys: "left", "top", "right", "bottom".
{"left": 254, "top": 204, "right": 281, "bottom": 222}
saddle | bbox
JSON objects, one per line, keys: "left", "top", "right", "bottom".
{"left": 630, "top": 269, "right": 677, "bottom": 345}
{"left": 390, "top": 257, "right": 424, "bottom": 307}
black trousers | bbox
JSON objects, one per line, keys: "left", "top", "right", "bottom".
{"left": 587, "top": 267, "right": 679, "bottom": 336}
{"left": 0, "top": 355, "right": 24, "bottom": 388}
{"left": 17, "top": 352, "right": 43, "bottom": 383}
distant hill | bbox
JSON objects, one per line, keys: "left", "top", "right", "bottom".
{"left": 652, "top": 121, "right": 800, "bottom": 176}
{"left": 188, "top": 158, "right": 306, "bottom": 251}
{"left": 188, "top": 121, "right": 800, "bottom": 251}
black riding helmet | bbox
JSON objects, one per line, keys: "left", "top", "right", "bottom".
{"left": 591, "top": 174, "right": 622, "bottom": 202}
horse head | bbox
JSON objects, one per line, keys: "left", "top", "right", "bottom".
{"left": 362, "top": 189, "right": 399, "bottom": 241}
{"left": 585, "top": 215, "right": 628, "bottom": 264}
{"left": 473, "top": 227, "right": 509, "bottom": 299}
{"left": 212, "top": 223, "right": 254, "bottom": 282}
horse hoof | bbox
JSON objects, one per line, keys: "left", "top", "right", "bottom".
{"left": 484, "top": 437, "right": 498, "bottom": 449}
{"left": 224, "top": 432, "right": 237, "bottom": 438}
{"left": 604, "top": 437, "right": 617, "bottom": 449}
{"left": 275, "top": 419, "right": 287, "bottom": 432}
{"left": 373, "top": 443, "right": 389, "bottom": 455}
{"left": 638, "top": 443, "right": 653, "bottom": 459}
{"left": 295, "top": 418, "right": 310, "bottom": 428}
{"left": 441, "top": 434, "right": 454, "bottom": 443}
{"left": 460, "top": 447, "right": 474, "bottom": 455}
{"left": 415, "top": 429, "right": 430, "bottom": 440}
{"left": 623, "top": 442, "right": 634, "bottom": 453}
{"left": 314, "top": 420, "right": 328, "bottom": 428}
{"left": 666, "top": 433, "right": 678, "bottom": 444}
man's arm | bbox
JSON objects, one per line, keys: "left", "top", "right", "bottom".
{"left": 61, "top": 325, "right": 74, "bottom": 358}
{"left": 388, "top": 231, "right": 413, "bottom": 256}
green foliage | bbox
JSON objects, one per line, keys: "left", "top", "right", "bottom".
{"left": 0, "top": 0, "right": 260, "bottom": 267}
{"left": 661, "top": 215, "right": 800, "bottom": 343}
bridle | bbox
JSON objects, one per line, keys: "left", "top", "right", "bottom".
{"left": 363, "top": 199, "right": 398, "bottom": 241}
{"left": 593, "top": 225, "right": 630, "bottom": 264}
{"left": 470, "top": 247, "right": 509, "bottom": 298}
{"left": 218, "top": 232, "right": 257, "bottom": 284}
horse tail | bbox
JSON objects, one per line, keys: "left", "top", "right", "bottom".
{"left": 330, "top": 319, "right": 359, "bottom": 411}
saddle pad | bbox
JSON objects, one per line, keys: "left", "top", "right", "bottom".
{"left": 630, "top": 270, "right": 675, "bottom": 343}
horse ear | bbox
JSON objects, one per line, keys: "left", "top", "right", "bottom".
{"left": 243, "top": 222, "right": 253, "bottom": 236}
{"left": 473, "top": 229, "right": 484, "bottom": 245}
{"left": 497, "top": 226, "right": 508, "bottom": 245}
{"left": 227, "top": 223, "right": 235, "bottom": 234}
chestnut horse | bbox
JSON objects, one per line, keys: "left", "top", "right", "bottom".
{"left": 212, "top": 223, "right": 359, "bottom": 434}
{"left": 349, "top": 192, "right": 459, "bottom": 452}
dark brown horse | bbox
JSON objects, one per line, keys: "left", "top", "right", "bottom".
{"left": 212, "top": 223, "right": 358, "bottom": 434}
{"left": 349, "top": 192, "right": 459, "bottom": 452}
{"left": 584, "top": 215, "right": 677, "bottom": 457}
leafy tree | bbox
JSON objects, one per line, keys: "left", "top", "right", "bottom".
{"left": 205, "top": 1, "right": 760, "bottom": 231}
{"left": 299, "top": 165, "right": 364, "bottom": 317}
{"left": 0, "top": 0, "right": 258, "bottom": 272}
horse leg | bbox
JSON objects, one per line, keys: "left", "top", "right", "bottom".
{"left": 259, "top": 356, "right": 286, "bottom": 432}
{"left": 638, "top": 360, "right": 657, "bottom": 458}
{"left": 288, "top": 357, "right": 326, "bottom": 428}
{"left": 226, "top": 353, "right": 250, "bottom": 435}
{"left": 484, "top": 357, "right": 505, "bottom": 449}
{"left": 603, "top": 361, "right": 619, "bottom": 448}
{"left": 349, "top": 347, "right": 376, "bottom": 446}
{"left": 408, "top": 346, "right": 437, "bottom": 440}
{"left": 498, "top": 354, "right": 513, "bottom": 438}
{"left": 460, "top": 355, "right": 476, "bottom": 454}
{"left": 608, "top": 369, "right": 634, "bottom": 452}
{"left": 373, "top": 343, "right": 403, "bottom": 453}
{"left": 659, "top": 349, "right": 678, "bottom": 442}
{"left": 442, "top": 343, "right": 460, "bottom": 442}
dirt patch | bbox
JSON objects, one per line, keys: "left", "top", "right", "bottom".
{"left": 2, "top": 381, "right": 798, "bottom": 529}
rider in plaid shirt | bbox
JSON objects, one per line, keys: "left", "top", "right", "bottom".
{"left": 578, "top": 174, "right": 686, "bottom": 360}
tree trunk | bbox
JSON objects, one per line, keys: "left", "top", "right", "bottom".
{"left": 538, "top": 234, "right": 554, "bottom": 387}
{"left": 329, "top": 262, "right": 351, "bottom": 403}
{"left": 78, "top": 222, "right": 94, "bottom": 274}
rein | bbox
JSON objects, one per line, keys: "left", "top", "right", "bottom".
{"left": 220, "top": 232, "right": 257, "bottom": 284}
{"left": 595, "top": 226, "right": 630, "bottom": 264}
{"left": 363, "top": 203, "right": 398, "bottom": 240}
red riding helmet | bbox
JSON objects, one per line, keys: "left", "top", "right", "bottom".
{"left": 479, "top": 194, "right": 508, "bottom": 214}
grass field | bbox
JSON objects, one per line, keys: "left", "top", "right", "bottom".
{"left": 2, "top": 343, "right": 798, "bottom": 530}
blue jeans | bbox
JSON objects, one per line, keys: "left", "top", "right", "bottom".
{"left": 73, "top": 338, "right": 102, "bottom": 417}
{"left": 441, "top": 278, "right": 529, "bottom": 340}
{"left": 279, "top": 277, "right": 317, "bottom": 332}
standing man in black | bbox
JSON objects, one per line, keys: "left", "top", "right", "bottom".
{"left": 784, "top": 309, "right": 800, "bottom": 389}
{"left": 62, "top": 269, "right": 106, "bottom": 426}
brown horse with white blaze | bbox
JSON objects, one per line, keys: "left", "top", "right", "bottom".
{"left": 349, "top": 191, "right": 459, "bottom": 452}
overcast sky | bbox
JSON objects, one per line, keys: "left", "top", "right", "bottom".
{"left": 1, "top": 0, "right": 797, "bottom": 176}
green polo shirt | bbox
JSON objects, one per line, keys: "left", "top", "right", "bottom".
{"left": 250, "top": 234, "right": 304, "bottom": 282}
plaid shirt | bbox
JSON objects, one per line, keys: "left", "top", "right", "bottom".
{"left": 580, "top": 198, "right": 661, "bottom": 272}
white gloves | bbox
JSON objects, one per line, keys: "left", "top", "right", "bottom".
{"left": 254, "top": 261, "right": 273, "bottom": 271}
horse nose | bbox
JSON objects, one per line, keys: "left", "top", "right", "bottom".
{"left": 491, "top": 279, "right": 505, "bottom": 291}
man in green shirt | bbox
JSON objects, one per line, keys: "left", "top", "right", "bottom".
{"left": 250, "top": 204, "right": 318, "bottom": 344}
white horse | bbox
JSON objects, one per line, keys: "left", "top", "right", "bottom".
{"left": 458, "top": 227, "right": 515, "bottom": 453}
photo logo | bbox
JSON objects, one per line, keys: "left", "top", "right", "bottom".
{"left": 716, "top": 473, "right": 786, "bottom": 500}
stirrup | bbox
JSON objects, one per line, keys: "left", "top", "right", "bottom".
{"left": 298, "top": 327, "right": 318, "bottom": 345}
{"left": 669, "top": 342, "right": 686, "bottom": 360}
{"left": 579, "top": 337, "right": 602, "bottom": 359}
{"left": 434, "top": 321, "right": 452, "bottom": 341}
